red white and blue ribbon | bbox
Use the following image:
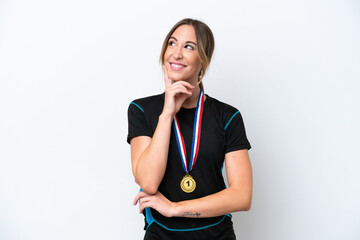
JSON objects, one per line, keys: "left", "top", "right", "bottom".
{"left": 173, "top": 89, "right": 205, "bottom": 173}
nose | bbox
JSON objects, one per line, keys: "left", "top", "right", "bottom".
{"left": 173, "top": 46, "right": 183, "bottom": 59}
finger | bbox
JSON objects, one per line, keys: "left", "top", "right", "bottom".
{"left": 163, "top": 65, "right": 172, "bottom": 87}
{"left": 170, "top": 85, "right": 193, "bottom": 96}
{"left": 133, "top": 191, "right": 147, "bottom": 205}
{"left": 177, "top": 93, "right": 192, "bottom": 104}
{"left": 139, "top": 199, "right": 153, "bottom": 214}
{"left": 138, "top": 196, "right": 151, "bottom": 212}
{"left": 171, "top": 80, "right": 195, "bottom": 90}
{"left": 133, "top": 194, "right": 140, "bottom": 205}
{"left": 175, "top": 80, "right": 195, "bottom": 89}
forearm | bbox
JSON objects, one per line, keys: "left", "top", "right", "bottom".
{"left": 134, "top": 113, "right": 173, "bottom": 194}
{"left": 174, "top": 187, "right": 252, "bottom": 218}
{"left": 174, "top": 150, "right": 253, "bottom": 218}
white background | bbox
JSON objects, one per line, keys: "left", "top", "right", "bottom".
{"left": 1, "top": 0, "right": 359, "bottom": 239}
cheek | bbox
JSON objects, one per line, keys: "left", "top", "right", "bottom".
{"left": 187, "top": 53, "right": 201, "bottom": 67}
{"left": 192, "top": 57, "right": 202, "bottom": 71}
{"left": 164, "top": 48, "right": 171, "bottom": 61}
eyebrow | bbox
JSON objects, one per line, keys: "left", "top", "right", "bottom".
{"left": 170, "top": 36, "right": 197, "bottom": 46}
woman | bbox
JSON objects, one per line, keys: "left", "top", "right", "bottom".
{"left": 127, "top": 18, "right": 252, "bottom": 239}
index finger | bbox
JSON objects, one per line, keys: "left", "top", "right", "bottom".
{"left": 163, "top": 65, "right": 171, "bottom": 87}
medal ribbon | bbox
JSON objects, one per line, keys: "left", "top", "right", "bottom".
{"left": 173, "top": 89, "right": 204, "bottom": 173}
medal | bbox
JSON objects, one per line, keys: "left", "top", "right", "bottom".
{"left": 173, "top": 89, "right": 205, "bottom": 193}
{"left": 180, "top": 174, "right": 196, "bottom": 193}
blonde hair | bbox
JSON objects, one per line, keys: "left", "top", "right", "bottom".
{"left": 159, "top": 18, "right": 215, "bottom": 91}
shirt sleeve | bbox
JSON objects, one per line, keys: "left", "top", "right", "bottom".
{"left": 224, "top": 110, "right": 251, "bottom": 153}
{"left": 127, "top": 102, "right": 152, "bottom": 144}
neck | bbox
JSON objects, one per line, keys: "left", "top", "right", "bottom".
{"left": 182, "top": 86, "right": 205, "bottom": 109}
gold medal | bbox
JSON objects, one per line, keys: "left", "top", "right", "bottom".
{"left": 180, "top": 174, "right": 196, "bottom": 193}
{"left": 174, "top": 90, "right": 204, "bottom": 194}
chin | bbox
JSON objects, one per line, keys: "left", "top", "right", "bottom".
{"left": 168, "top": 74, "right": 185, "bottom": 82}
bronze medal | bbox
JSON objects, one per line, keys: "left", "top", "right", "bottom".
{"left": 180, "top": 174, "right": 196, "bottom": 193}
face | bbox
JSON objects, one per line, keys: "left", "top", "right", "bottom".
{"left": 164, "top": 25, "right": 202, "bottom": 85}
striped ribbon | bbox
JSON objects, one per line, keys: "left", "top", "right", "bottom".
{"left": 173, "top": 90, "right": 204, "bottom": 173}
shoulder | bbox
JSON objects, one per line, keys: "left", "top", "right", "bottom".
{"left": 206, "top": 95, "right": 251, "bottom": 150}
{"left": 207, "top": 95, "right": 238, "bottom": 113}
{"left": 129, "top": 93, "right": 164, "bottom": 113}
{"left": 206, "top": 95, "right": 242, "bottom": 127}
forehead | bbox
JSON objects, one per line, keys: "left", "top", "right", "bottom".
{"left": 171, "top": 25, "right": 197, "bottom": 43}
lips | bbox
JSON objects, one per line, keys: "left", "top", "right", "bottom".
{"left": 170, "top": 62, "right": 186, "bottom": 71}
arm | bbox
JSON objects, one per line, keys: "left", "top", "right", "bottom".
{"left": 131, "top": 66, "right": 194, "bottom": 194}
{"left": 134, "top": 149, "right": 253, "bottom": 218}
{"left": 130, "top": 113, "right": 173, "bottom": 194}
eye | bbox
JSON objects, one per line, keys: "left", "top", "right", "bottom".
{"left": 168, "top": 41, "right": 176, "bottom": 47}
{"left": 185, "top": 45, "right": 194, "bottom": 50}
